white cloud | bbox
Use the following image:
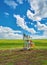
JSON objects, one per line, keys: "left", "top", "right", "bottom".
{"left": 0, "top": 25, "right": 46, "bottom": 39}
{"left": 0, "top": 26, "right": 22, "bottom": 39}
{"left": 14, "top": 15, "right": 26, "bottom": 29}
{"left": 37, "top": 21, "right": 47, "bottom": 30}
{"left": 31, "top": 21, "right": 47, "bottom": 39}
{"left": 27, "top": 10, "right": 34, "bottom": 20}
{"left": 17, "top": 0, "right": 23, "bottom": 4}
{"left": 4, "top": 0, "right": 17, "bottom": 9}
{"left": 32, "top": 29, "right": 47, "bottom": 39}
{"left": 14, "top": 14, "right": 36, "bottom": 34}
{"left": 7, "top": 33, "right": 23, "bottom": 39}
{"left": 27, "top": 10, "right": 41, "bottom": 21}
{"left": 27, "top": 0, "right": 47, "bottom": 21}
{"left": 4, "top": 12, "right": 9, "bottom": 16}
{"left": 31, "top": 35, "right": 47, "bottom": 39}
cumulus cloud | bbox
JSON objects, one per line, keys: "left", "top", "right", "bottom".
{"left": 32, "top": 21, "right": 47, "bottom": 39}
{"left": 0, "top": 26, "right": 22, "bottom": 39}
{"left": 27, "top": 10, "right": 34, "bottom": 20}
{"left": 37, "top": 21, "right": 47, "bottom": 30}
{"left": 27, "top": 10, "right": 41, "bottom": 21}
{"left": 14, "top": 14, "right": 36, "bottom": 34}
{"left": 0, "top": 26, "right": 47, "bottom": 39}
{"left": 4, "top": 0, "right": 17, "bottom": 9}
{"left": 31, "top": 28, "right": 47, "bottom": 39}
{"left": 27, "top": 0, "right": 47, "bottom": 21}
{"left": 31, "top": 35, "right": 47, "bottom": 39}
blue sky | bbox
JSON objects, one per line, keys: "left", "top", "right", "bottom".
{"left": 0, "top": 0, "right": 47, "bottom": 39}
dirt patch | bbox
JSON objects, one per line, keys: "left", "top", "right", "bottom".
{"left": 0, "top": 49, "right": 47, "bottom": 65}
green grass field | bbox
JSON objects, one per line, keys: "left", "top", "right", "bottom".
{"left": 0, "top": 39, "right": 24, "bottom": 50}
{"left": 0, "top": 39, "right": 47, "bottom": 50}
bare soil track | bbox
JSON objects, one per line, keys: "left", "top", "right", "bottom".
{"left": 0, "top": 49, "right": 47, "bottom": 65}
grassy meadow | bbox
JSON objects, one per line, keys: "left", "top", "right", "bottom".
{"left": 0, "top": 39, "right": 47, "bottom": 50}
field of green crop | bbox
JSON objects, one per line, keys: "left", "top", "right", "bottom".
{"left": 0, "top": 39, "right": 24, "bottom": 50}
{"left": 0, "top": 39, "right": 47, "bottom": 50}
{"left": 32, "top": 39, "right": 47, "bottom": 49}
